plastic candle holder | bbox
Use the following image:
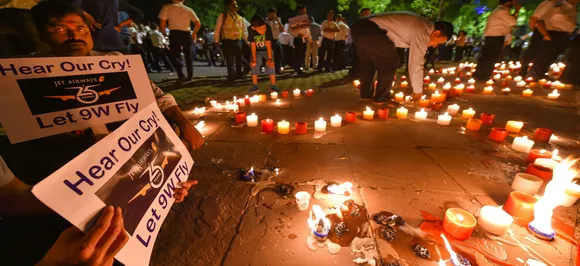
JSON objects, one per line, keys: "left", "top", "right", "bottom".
{"left": 345, "top": 112, "right": 357, "bottom": 123}
{"left": 314, "top": 118, "right": 327, "bottom": 132}
{"left": 489, "top": 127, "right": 509, "bottom": 142}
{"left": 281, "top": 91, "right": 289, "bottom": 98}
{"left": 466, "top": 119, "right": 482, "bottom": 131}
{"left": 442, "top": 208, "right": 476, "bottom": 240}
{"left": 396, "top": 107, "right": 408, "bottom": 119}
{"left": 431, "top": 103, "right": 443, "bottom": 111}
{"left": 437, "top": 113, "right": 451, "bottom": 126}
{"left": 277, "top": 120, "right": 290, "bottom": 134}
{"left": 330, "top": 115, "right": 342, "bottom": 127}
{"left": 270, "top": 91, "right": 278, "bottom": 100}
{"left": 505, "top": 120, "right": 524, "bottom": 134}
{"left": 480, "top": 113, "right": 495, "bottom": 125}
{"left": 526, "top": 164, "right": 553, "bottom": 182}
{"left": 378, "top": 108, "right": 389, "bottom": 119}
{"left": 244, "top": 96, "right": 251, "bottom": 106}
{"left": 534, "top": 128, "right": 553, "bottom": 142}
{"left": 461, "top": 108, "right": 475, "bottom": 120}
{"left": 306, "top": 89, "right": 314, "bottom": 97}
{"left": 261, "top": 119, "right": 274, "bottom": 133}
{"left": 527, "top": 149, "right": 552, "bottom": 163}
{"left": 511, "top": 173, "right": 543, "bottom": 195}
{"left": 293, "top": 89, "right": 301, "bottom": 97}
{"left": 478, "top": 206, "right": 513, "bottom": 236}
{"left": 246, "top": 113, "right": 259, "bottom": 127}
{"left": 235, "top": 111, "right": 246, "bottom": 124}
{"left": 512, "top": 136, "right": 535, "bottom": 153}
{"left": 295, "top": 122, "right": 308, "bottom": 134}
{"left": 363, "top": 107, "right": 374, "bottom": 120}
{"left": 503, "top": 191, "right": 537, "bottom": 223}
{"left": 259, "top": 94, "right": 267, "bottom": 102}
{"left": 447, "top": 104, "right": 460, "bottom": 115}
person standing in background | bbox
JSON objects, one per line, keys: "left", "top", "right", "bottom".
{"left": 334, "top": 14, "right": 349, "bottom": 71}
{"left": 474, "top": 0, "right": 520, "bottom": 80}
{"left": 306, "top": 16, "right": 321, "bottom": 70}
{"left": 278, "top": 28, "right": 294, "bottom": 69}
{"left": 528, "top": 0, "right": 578, "bottom": 79}
{"left": 288, "top": 5, "right": 310, "bottom": 76}
{"left": 318, "top": 10, "right": 339, "bottom": 73}
{"left": 150, "top": 23, "right": 174, "bottom": 73}
{"left": 158, "top": 0, "right": 201, "bottom": 81}
{"left": 454, "top": 30, "right": 466, "bottom": 62}
{"left": 214, "top": 0, "right": 245, "bottom": 82}
{"left": 266, "top": 8, "right": 285, "bottom": 74}
{"left": 520, "top": 0, "right": 556, "bottom": 76}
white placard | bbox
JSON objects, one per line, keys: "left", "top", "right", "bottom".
{"left": 32, "top": 102, "right": 193, "bottom": 266}
{"left": 0, "top": 55, "right": 155, "bottom": 143}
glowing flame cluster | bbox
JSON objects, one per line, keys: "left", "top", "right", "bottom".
{"left": 308, "top": 204, "right": 331, "bottom": 233}
{"left": 530, "top": 158, "right": 579, "bottom": 233}
{"left": 327, "top": 182, "right": 353, "bottom": 195}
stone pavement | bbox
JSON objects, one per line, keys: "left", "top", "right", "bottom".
{"left": 150, "top": 70, "right": 580, "bottom": 266}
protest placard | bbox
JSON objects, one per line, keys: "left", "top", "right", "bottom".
{"left": 32, "top": 102, "right": 193, "bottom": 266}
{"left": 0, "top": 55, "right": 155, "bottom": 143}
{"left": 288, "top": 14, "right": 310, "bottom": 30}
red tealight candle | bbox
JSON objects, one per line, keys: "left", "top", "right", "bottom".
{"left": 534, "top": 128, "right": 553, "bottom": 142}
{"left": 261, "top": 119, "right": 274, "bottom": 133}
{"left": 466, "top": 85, "right": 475, "bottom": 93}
{"left": 378, "top": 108, "right": 389, "bottom": 119}
{"left": 431, "top": 103, "right": 443, "bottom": 111}
{"left": 454, "top": 78, "right": 461, "bottom": 84}
{"left": 527, "top": 149, "right": 553, "bottom": 163}
{"left": 424, "top": 76, "right": 430, "bottom": 83}
{"left": 306, "top": 89, "right": 314, "bottom": 97}
{"left": 480, "top": 113, "right": 495, "bottom": 125}
{"left": 442, "top": 208, "right": 476, "bottom": 240}
{"left": 503, "top": 191, "right": 537, "bottom": 223}
{"left": 501, "top": 81, "right": 509, "bottom": 87}
{"left": 489, "top": 127, "right": 508, "bottom": 142}
{"left": 401, "top": 76, "right": 407, "bottom": 82}
{"left": 295, "top": 122, "right": 307, "bottom": 134}
{"left": 244, "top": 96, "right": 251, "bottom": 106}
{"left": 235, "top": 111, "right": 246, "bottom": 124}
{"left": 527, "top": 163, "right": 553, "bottom": 182}
{"left": 526, "top": 77, "right": 534, "bottom": 82}
{"left": 281, "top": 91, "right": 289, "bottom": 98}
{"left": 346, "top": 112, "right": 357, "bottom": 123}
{"left": 543, "top": 81, "right": 552, "bottom": 89}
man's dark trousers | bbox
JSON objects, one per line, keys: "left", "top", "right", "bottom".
{"left": 351, "top": 19, "right": 399, "bottom": 103}
{"left": 334, "top": 40, "right": 346, "bottom": 70}
{"left": 293, "top": 38, "right": 306, "bottom": 74}
{"left": 318, "top": 37, "right": 334, "bottom": 71}
{"left": 530, "top": 31, "right": 570, "bottom": 79}
{"left": 474, "top": 36, "right": 505, "bottom": 80}
{"left": 221, "top": 39, "right": 243, "bottom": 81}
{"left": 520, "top": 29, "right": 543, "bottom": 76}
{"left": 272, "top": 39, "right": 282, "bottom": 74}
{"left": 169, "top": 30, "right": 194, "bottom": 78}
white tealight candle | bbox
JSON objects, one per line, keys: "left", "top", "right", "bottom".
{"left": 478, "top": 206, "right": 513, "bottom": 236}
{"left": 468, "top": 78, "right": 475, "bottom": 85}
{"left": 442, "top": 69, "right": 448, "bottom": 75}
{"left": 534, "top": 158, "right": 559, "bottom": 170}
{"left": 314, "top": 118, "right": 327, "bottom": 132}
{"left": 485, "top": 80, "right": 494, "bottom": 86}
{"left": 363, "top": 106, "right": 374, "bottom": 120}
{"left": 514, "top": 76, "right": 523, "bottom": 82}
{"left": 437, "top": 77, "right": 445, "bottom": 84}
{"left": 483, "top": 86, "right": 494, "bottom": 94}
{"left": 547, "top": 89, "right": 560, "bottom": 100}
{"left": 501, "top": 87, "right": 511, "bottom": 93}
{"left": 522, "top": 89, "right": 533, "bottom": 97}
{"left": 437, "top": 112, "right": 452, "bottom": 126}
{"left": 447, "top": 104, "right": 460, "bottom": 115}
{"left": 277, "top": 120, "right": 290, "bottom": 134}
{"left": 210, "top": 100, "right": 217, "bottom": 107}
{"left": 246, "top": 113, "right": 259, "bottom": 127}
{"left": 511, "top": 173, "right": 544, "bottom": 195}
{"left": 396, "top": 107, "right": 408, "bottom": 119}
{"left": 293, "top": 88, "right": 301, "bottom": 97}
{"left": 429, "top": 69, "right": 435, "bottom": 74}
{"left": 330, "top": 114, "right": 342, "bottom": 127}
{"left": 493, "top": 74, "right": 501, "bottom": 80}
{"left": 512, "top": 136, "right": 535, "bottom": 153}
{"left": 414, "top": 108, "right": 428, "bottom": 121}
{"left": 250, "top": 95, "right": 260, "bottom": 103}
{"left": 516, "top": 81, "right": 526, "bottom": 87}
{"left": 270, "top": 91, "right": 278, "bottom": 100}
{"left": 461, "top": 108, "right": 475, "bottom": 119}
{"left": 443, "top": 83, "right": 451, "bottom": 91}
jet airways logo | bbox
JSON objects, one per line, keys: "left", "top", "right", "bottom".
{"left": 127, "top": 155, "right": 170, "bottom": 204}
{"left": 44, "top": 76, "right": 121, "bottom": 104}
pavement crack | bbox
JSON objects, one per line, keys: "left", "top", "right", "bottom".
{"left": 219, "top": 195, "right": 255, "bottom": 266}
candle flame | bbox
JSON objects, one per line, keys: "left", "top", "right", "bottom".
{"left": 275, "top": 99, "right": 281, "bottom": 105}
{"left": 308, "top": 204, "right": 331, "bottom": 233}
{"left": 250, "top": 113, "right": 256, "bottom": 116}
{"left": 530, "top": 158, "right": 579, "bottom": 234}
{"left": 434, "top": 90, "right": 440, "bottom": 95}
{"left": 366, "top": 106, "right": 372, "bottom": 112}
{"left": 318, "top": 117, "right": 324, "bottom": 121}
{"left": 552, "top": 149, "right": 560, "bottom": 160}
{"left": 421, "top": 95, "right": 426, "bottom": 100}
{"left": 456, "top": 214, "right": 464, "bottom": 223}
{"left": 551, "top": 89, "right": 559, "bottom": 94}
{"left": 421, "top": 108, "right": 425, "bottom": 112}
{"left": 327, "top": 182, "right": 353, "bottom": 195}
{"left": 441, "top": 234, "right": 461, "bottom": 266}
{"left": 195, "top": 121, "right": 205, "bottom": 130}
{"left": 444, "top": 112, "right": 449, "bottom": 116}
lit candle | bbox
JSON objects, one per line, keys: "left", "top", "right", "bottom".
{"left": 428, "top": 83, "right": 436, "bottom": 90}
{"left": 313, "top": 118, "right": 327, "bottom": 132}
{"left": 295, "top": 122, "right": 307, "bottom": 134}
{"left": 442, "top": 69, "right": 448, "bottom": 75}
{"left": 526, "top": 77, "right": 534, "bottom": 82}
{"left": 423, "top": 76, "right": 430, "bottom": 83}
{"left": 466, "top": 119, "right": 482, "bottom": 131}
{"left": 281, "top": 91, "right": 289, "bottom": 98}
{"left": 330, "top": 114, "right": 342, "bottom": 127}
{"left": 506, "top": 75, "right": 513, "bottom": 81}
{"left": 468, "top": 78, "right": 475, "bottom": 85}
{"left": 250, "top": 95, "right": 260, "bottom": 103}
{"left": 246, "top": 113, "right": 258, "bottom": 127}
{"left": 522, "top": 89, "right": 533, "bottom": 97}
{"left": 534, "top": 158, "right": 559, "bottom": 171}
{"left": 345, "top": 112, "right": 357, "bottom": 123}
{"left": 514, "top": 76, "right": 523, "bottom": 82}
{"left": 437, "top": 77, "right": 445, "bottom": 84}
{"left": 259, "top": 94, "right": 267, "bottom": 102}
{"left": 466, "top": 85, "right": 475, "bottom": 93}
{"left": 261, "top": 119, "right": 274, "bottom": 133}
{"left": 534, "top": 128, "right": 553, "bottom": 142}
{"left": 277, "top": 120, "right": 290, "bottom": 134}
{"left": 556, "top": 81, "right": 566, "bottom": 89}
{"left": 437, "top": 112, "right": 452, "bottom": 126}
{"left": 270, "top": 91, "right": 278, "bottom": 100}
{"left": 306, "top": 89, "right": 314, "bottom": 97}
{"left": 210, "top": 100, "right": 217, "bottom": 107}
{"left": 394, "top": 92, "right": 405, "bottom": 102}
{"left": 501, "top": 87, "right": 511, "bottom": 94}
{"left": 527, "top": 149, "right": 552, "bottom": 163}
{"left": 453, "top": 84, "right": 465, "bottom": 95}
{"left": 442, "top": 208, "right": 477, "bottom": 240}
{"left": 538, "top": 79, "right": 547, "bottom": 86}
{"left": 244, "top": 95, "right": 251, "bottom": 105}
{"left": 236, "top": 98, "right": 246, "bottom": 107}
{"left": 396, "top": 107, "right": 408, "bottom": 119}
{"left": 293, "top": 88, "right": 301, "bottom": 97}
{"left": 511, "top": 173, "right": 544, "bottom": 195}
{"left": 235, "top": 111, "right": 246, "bottom": 124}
{"left": 414, "top": 108, "right": 428, "bottom": 121}
{"left": 489, "top": 127, "right": 509, "bottom": 142}
{"left": 480, "top": 113, "right": 495, "bottom": 125}
{"left": 443, "top": 83, "right": 451, "bottom": 91}
{"left": 430, "top": 90, "right": 444, "bottom": 103}
{"left": 517, "top": 81, "right": 526, "bottom": 87}
{"left": 401, "top": 75, "right": 407, "bottom": 81}
{"left": 353, "top": 80, "right": 360, "bottom": 88}
{"left": 447, "top": 104, "right": 460, "bottom": 115}
{"left": 478, "top": 206, "right": 513, "bottom": 236}
{"left": 512, "top": 136, "right": 535, "bottom": 153}
{"left": 378, "top": 108, "right": 389, "bottom": 119}
{"left": 486, "top": 80, "right": 494, "bottom": 86}
{"left": 505, "top": 120, "right": 524, "bottom": 133}
{"left": 503, "top": 191, "right": 537, "bottom": 223}
{"left": 483, "top": 86, "right": 494, "bottom": 95}
{"left": 543, "top": 81, "right": 552, "bottom": 89}
{"left": 418, "top": 96, "right": 429, "bottom": 108}
{"left": 429, "top": 69, "right": 435, "bottom": 74}
{"left": 363, "top": 106, "right": 374, "bottom": 120}
{"left": 401, "top": 81, "right": 408, "bottom": 88}
{"left": 192, "top": 107, "right": 206, "bottom": 116}
{"left": 547, "top": 89, "right": 560, "bottom": 100}
{"left": 461, "top": 108, "right": 475, "bottom": 119}
{"left": 493, "top": 74, "right": 501, "bottom": 80}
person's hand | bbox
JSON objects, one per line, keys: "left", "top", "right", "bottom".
{"left": 191, "top": 33, "right": 197, "bottom": 40}
{"left": 543, "top": 35, "right": 552, "bottom": 41}
{"left": 267, "top": 59, "right": 274, "bottom": 68}
{"left": 250, "top": 60, "right": 257, "bottom": 68}
{"left": 37, "top": 206, "right": 128, "bottom": 266}
{"left": 174, "top": 180, "right": 198, "bottom": 203}
{"left": 114, "top": 26, "right": 121, "bottom": 33}
{"left": 179, "top": 120, "right": 205, "bottom": 150}
{"left": 84, "top": 12, "right": 102, "bottom": 31}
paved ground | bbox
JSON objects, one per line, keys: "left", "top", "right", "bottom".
{"left": 149, "top": 66, "right": 580, "bottom": 266}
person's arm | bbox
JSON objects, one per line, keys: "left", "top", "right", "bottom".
{"left": 214, "top": 14, "right": 223, "bottom": 43}
{"left": 0, "top": 177, "right": 52, "bottom": 216}
{"left": 277, "top": 17, "right": 285, "bottom": 33}
{"left": 250, "top": 42, "right": 257, "bottom": 67}
{"left": 191, "top": 10, "right": 201, "bottom": 39}
{"left": 409, "top": 37, "right": 429, "bottom": 95}
{"left": 529, "top": 16, "right": 539, "bottom": 30}
{"left": 266, "top": 40, "right": 272, "bottom": 60}
{"left": 83, "top": 11, "right": 102, "bottom": 31}
{"left": 115, "top": 18, "right": 133, "bottom": 32}
{"left": 158, "top": 6, "right": 168, "bottom": 36}
{"left": 536, "top": 20, "right": 552, "bottom": 40}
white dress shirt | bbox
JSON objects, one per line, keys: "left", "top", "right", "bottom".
{"left": 150, "top": 30, "right": 167, "bottom": 48}
{"left": 532, "top": 0, "right": 556, "bottom": 19}
{"left": 483, "top": 6, "right": 516, "bottom": 37}
{"left": 543, "top": 0, "right": 577, "bottom": 33}
{"left": 368, "top": 12, "right": 434, "bottom": 94}
{"left": 158, "top": 2, "right": 200, "bottom": 31}
{"left": 278, "top": 32, "right": 295, "bottom": 47}
{"left": 335, "top": 22, "right": 349, "bottom": 41}
{"left": 266, "top": 17, "right": 283, "bottom": 39}
{"left": 321, "top": 20, "right": 339, "bottom": 39}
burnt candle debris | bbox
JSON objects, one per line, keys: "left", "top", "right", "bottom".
{"left": 334, "top": 222, "right": 349, "bottom": 236}
{"left": 380, "top": 226, "right": 396, "bottom": 241}
{"left": 412, "top": 244, "right": 430, "bottom": 259}
{"left": 372, "top": 212, "right": 405, "bottom": 227}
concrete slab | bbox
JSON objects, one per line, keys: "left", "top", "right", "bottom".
{"left": 191, "top": 141, "right": 271, "bottom": 170}
{"left": 348, "top": 146, "right": 465, "bottom": 192}
{"left": 341, "top": 122, "right": 417, "bottom": 148}
{"left": 403, "top": 123, "right": 477, "bottom": 150}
